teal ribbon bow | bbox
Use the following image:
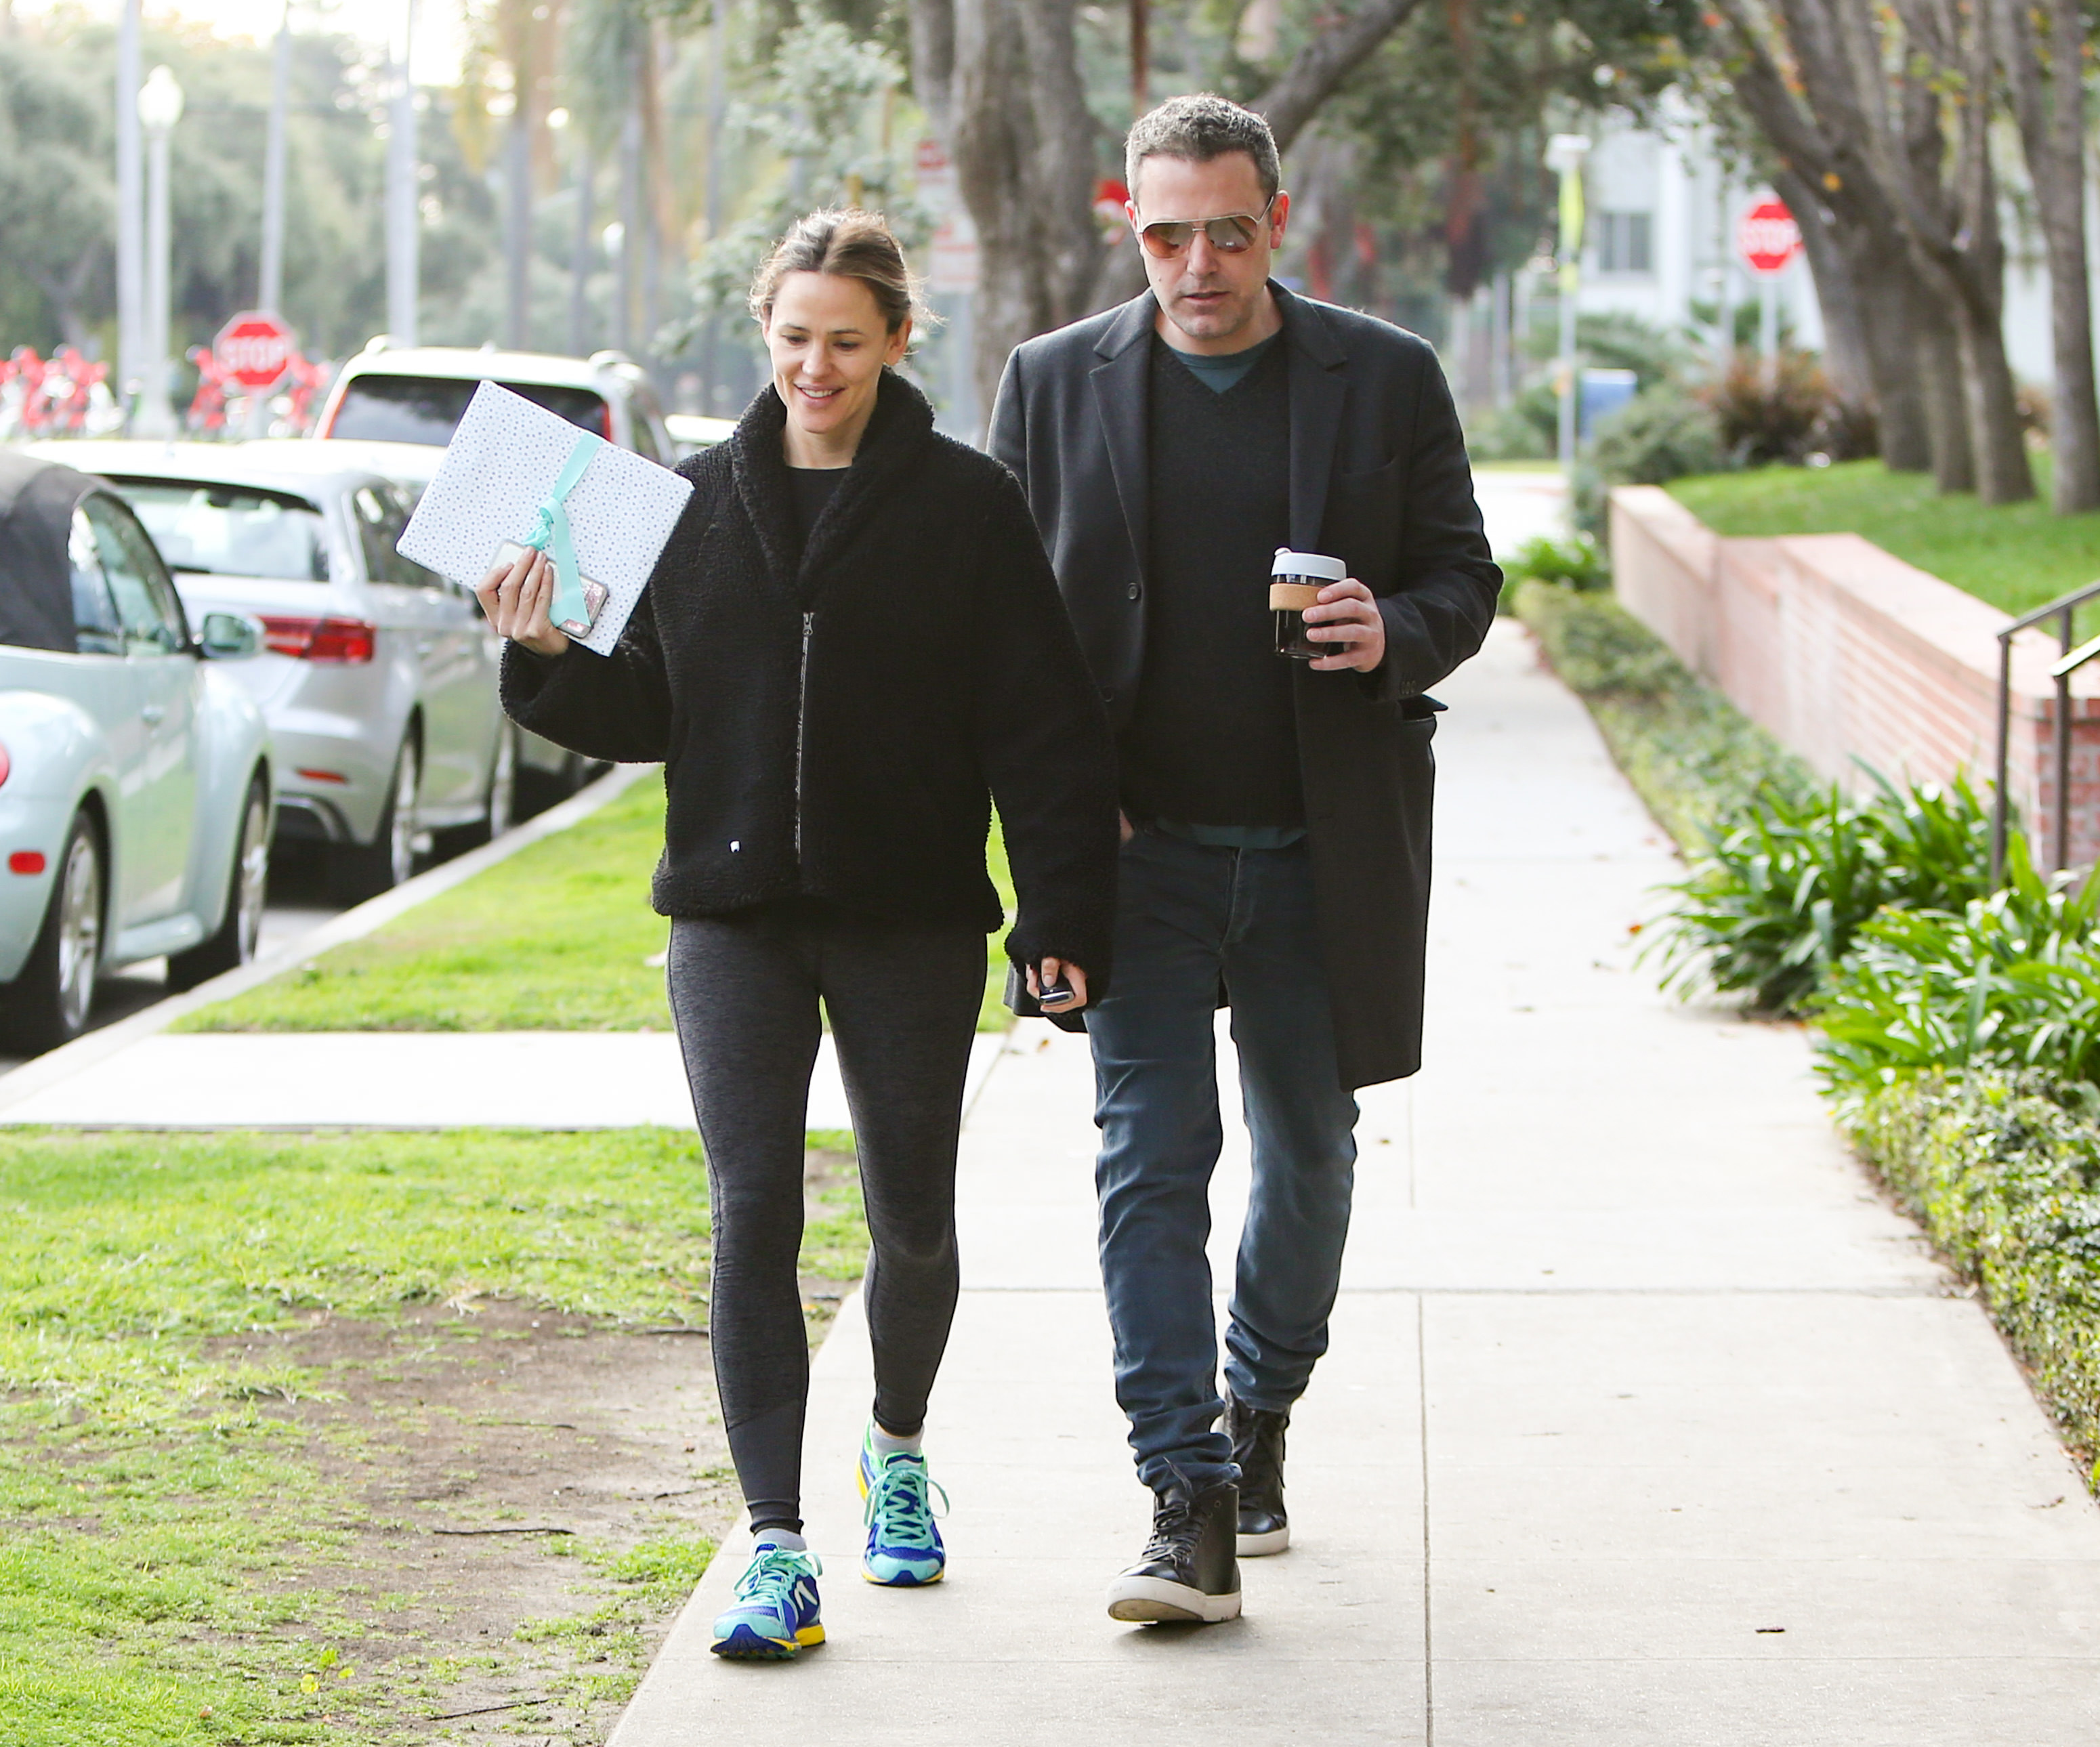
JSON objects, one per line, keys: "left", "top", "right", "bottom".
{"left": 519, "top": 429, "right": 606, "bottom": 632}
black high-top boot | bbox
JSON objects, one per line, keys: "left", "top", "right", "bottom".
{"left": 1104, "top": 1476, "right": 1242, "bottom": 1623}
{"left": 1227, "top": 1393, "right": 1290, "bottom": 1555}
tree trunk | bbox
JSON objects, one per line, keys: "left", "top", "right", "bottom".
{"left": 915, "top": 0, "right": 1434, "bottom": 411}
{"left": 1840, "top": 230, "right": 1931, "bottom": 470}
{"left": 32, "top": 251, "right": 98, "bottom": 354}
{"left": 1259, "top": 0, "right": 1427, "bottom": 151}
{"left": 1710, "top": 1, "right": 1929, "bottom": 465}
{"left": 1913, "top": 285, "right": 1975, "bottom": 493}
{"left": 950, "top": 0, "right": 1102, "bottom": 415}
{"left": 1996, "top": 0, "right": 2100, "bottom": 511}
{"left": 908, "top": 0, "right": 955, "bottom": 140}
{"left": 1953, "top": 282, "right": 2034, "bottom": 503}
{"left": 1771, "top": 167, "right": 1872, "bottom": 423}
{"left": 1887, "top": 0, "right": 2032, "bottom": 501}
{"left": 1738, "top": 0, "right": 2024, "bottom": 495}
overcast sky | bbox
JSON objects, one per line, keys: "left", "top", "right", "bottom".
{"left": 17, "top": 0, "right": 470, "bottom": 83}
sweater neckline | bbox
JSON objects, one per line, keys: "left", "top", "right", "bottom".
{"left": 728, "top": 369, "right": 936, "bottom": 604}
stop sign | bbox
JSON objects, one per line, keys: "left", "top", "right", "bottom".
{"left": 1737, "top": 198, "right": 1802, "bottom": 276}
{"left": 213, "top": 311, "right": 298, "bottom": 392}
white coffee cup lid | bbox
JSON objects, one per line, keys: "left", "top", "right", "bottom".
{"left": 1272, "top": 547, "right": 1347, "bottom": 581}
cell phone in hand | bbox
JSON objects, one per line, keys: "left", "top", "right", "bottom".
{"left": 1037, "top": 965, "right": 1077, "bottom": 1008}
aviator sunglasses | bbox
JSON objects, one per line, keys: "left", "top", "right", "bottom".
{"left": 1134, "top": 195, "right": 1278, "bottom": 259}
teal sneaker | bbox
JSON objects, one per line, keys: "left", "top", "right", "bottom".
{"left": 709, "top": 1542, "right": 824, "bottom": 1660}
{"left": 857, "top": 1426, "right": 948, "bottom": 1586}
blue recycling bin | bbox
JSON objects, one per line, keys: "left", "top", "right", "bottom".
{"left": 1579, "top": 367, "right": 1639, "bottom": 438}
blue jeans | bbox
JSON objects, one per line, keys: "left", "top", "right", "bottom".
{"left": 1089, "top": 828, "right": 1360, "bottom": 1494}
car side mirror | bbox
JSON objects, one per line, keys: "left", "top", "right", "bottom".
{"left": 198, "top": 610, "right": 264, "bottom": 659}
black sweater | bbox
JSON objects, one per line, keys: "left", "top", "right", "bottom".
{"left": 1119, "top": 333, "right": 1298, "bottom": 826}
{"left": 501, "top": 371, "right": 1120, "bottom": 984}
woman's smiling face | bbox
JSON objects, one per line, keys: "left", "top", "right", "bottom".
{"left": 763, "top": 270, "right": 910, "bottom": 455}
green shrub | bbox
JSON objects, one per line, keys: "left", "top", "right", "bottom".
{"left": 1504, "top": 531, "right": 1608, "bottom": 592}
{"left": 1512, "top": 578, "right": 1681, "bottom": 695}
{"left": 1468, "top": 385, "right": 1557, "bottom": 461}
{"left": 1816, "top": 840, "right": 2100, "bottom": 1098}
{"left": 1650, "top": 770, "right": 1996, "bottom": 1015}
{"left": 1512, "top": 581, "right": 1812, "bottom": 848}
{"left": 1708, "top": 346, "right": 1833, "bottom": 466}
{"left": 1575, "top": 386, "right": 1727, "bottom": 535}
{"left": 1847, "top": 1068, "right": 2100, "bottom": 1476}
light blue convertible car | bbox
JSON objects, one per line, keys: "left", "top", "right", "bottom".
{"left": 0, "top": 452, "right": 274, "bottom": 1053}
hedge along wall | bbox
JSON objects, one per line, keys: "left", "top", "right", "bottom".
{"left": 1849, "top": 1072, "right": 2100, "bottom": 1477}
{"left": 1608, "top": 486, "right": 2100, "bottom": 865}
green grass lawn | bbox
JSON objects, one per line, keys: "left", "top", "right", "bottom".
{"left": 186, "top": 776, "right": 1022, "bottom": 1033}
{"left": 0, "top": 1125, "right": 867, "bottom": 1745}
{"left": 1668, "top": 458, "right": 2100, "bottom": 630}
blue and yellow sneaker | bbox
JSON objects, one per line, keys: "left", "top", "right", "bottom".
{"left": 709, "top": 1541, "right": 824, "bottom": 1660}
{"left": 857, "top": 1425, "right": 949, "bottom": 1586}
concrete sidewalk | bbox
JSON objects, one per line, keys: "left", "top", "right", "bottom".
{"left": 610, "top": 618, "right": 2100, "bottom": 1746}
{"left": 0, "top": 1030, "right": 1007, "bottom": 1131}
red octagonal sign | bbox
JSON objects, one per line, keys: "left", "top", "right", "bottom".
{"left": 1737, "top": 198, "right": 1802, "bottom": 276}
{"left": 214, "top": 311, "right": 298, "bottom": 392}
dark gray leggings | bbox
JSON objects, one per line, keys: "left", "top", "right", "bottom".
{"left": 667, "top": 901, "right": 986, "bottom": 1534}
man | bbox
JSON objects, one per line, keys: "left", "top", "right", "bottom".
{"left": 990, "top": 93, "right": 1500, "bottom": 1624}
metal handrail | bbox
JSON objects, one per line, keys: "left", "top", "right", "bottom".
{"left": 1992, "top": 576, "right": 2100, "bottom": 882}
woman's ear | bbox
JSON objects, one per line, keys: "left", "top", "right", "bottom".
{"left": 887, "top": 317, "right": 913, "bottom": 366}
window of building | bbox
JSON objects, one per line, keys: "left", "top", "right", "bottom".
{"left": 1597, "top": 211, "right": 1653, "bottom": 274}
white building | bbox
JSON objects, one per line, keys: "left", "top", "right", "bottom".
{"left": 1574, "top": 100, "right": 1822, "bottom": 355}
{"left": 1472, "top": 92, "right": 2080, "bottom": 410}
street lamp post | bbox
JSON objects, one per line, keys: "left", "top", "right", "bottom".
{"left": 1545, "top": 132, "right": 1590, "bottom": 492}
{"left": 114, "top": 0, "right": 143, "bottom": 419}
{"left": 385, "top": 0, "right": 421, "bottom": 345}
{"left": 135, "top": 64, "right": 184, "bottom": 441}
{"left": 259, "top": 1, "right": 291, "bottom": 316}
{"left": 253, "top": 0, "right": 293, "bottom": 436}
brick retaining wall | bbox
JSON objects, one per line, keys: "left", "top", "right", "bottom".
{"left": 1608, "top": 484, "right": 2100, "bottom": 866}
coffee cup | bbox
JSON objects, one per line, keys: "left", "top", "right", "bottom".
{"left": 1271, "top": 549, "right": 1349, "bottom": 660}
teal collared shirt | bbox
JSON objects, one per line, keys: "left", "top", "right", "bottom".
{"left": 1167, "top": 330, "right": 1282, "bottom": 395}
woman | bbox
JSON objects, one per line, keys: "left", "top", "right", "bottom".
{"left": 478, "top": 210, "right": 1118, "bottom": 1660}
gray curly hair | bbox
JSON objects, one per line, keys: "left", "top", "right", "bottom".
{"left": 1125, "top": 93, "right": 1282, "bottom": 210}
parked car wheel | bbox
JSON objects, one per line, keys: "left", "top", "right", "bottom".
{"left": 487, "top": 721, "right": 518, "bottom": 839}
{"left": 331, "top": 736, "right": 420, "bottom": 904}
{"left": 0, "top": 810, "right": 103, "bottom": 1055}
{"left": 169, "top": 775, "right": 272, "bottom": 992}
{"left": 519, "top": 745, "right": 586, "bottom": 816}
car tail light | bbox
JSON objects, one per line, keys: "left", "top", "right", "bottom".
{"left": 8, "top": 851, "right": 44, "bottom": 875}
{"left": 295, "top": 767, "right": 350, "bottom": 784}
{"left": 259, "top": 616, "right": 377, "bottom": 662}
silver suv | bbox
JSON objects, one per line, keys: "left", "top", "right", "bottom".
{"left": 315, "top": 341, "right": 676, "bottom": 464}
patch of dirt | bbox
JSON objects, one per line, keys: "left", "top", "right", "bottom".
{"left": 196, "top": 1145, "right": 859, "bottom": 1742}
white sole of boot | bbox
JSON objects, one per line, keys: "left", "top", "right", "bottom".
{"left": 1236, "top": 1525, "right": 1289, "bottom": 1556}
{"left": 1104, "top": 1575, "right": 1243, "bottom": 1624}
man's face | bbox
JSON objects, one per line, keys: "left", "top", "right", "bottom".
{"left": 1128, "top": 152, "right": 1289, "bottom": 348}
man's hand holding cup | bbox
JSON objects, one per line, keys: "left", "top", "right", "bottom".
{"left": 1303, "top": 578, "right": 1387, "bottom": 673}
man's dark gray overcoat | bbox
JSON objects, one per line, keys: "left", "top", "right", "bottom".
{"left": 988, "top": 284, "right": 1502, "bottom": 1090}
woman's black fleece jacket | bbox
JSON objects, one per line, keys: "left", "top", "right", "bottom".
{"left": 499, "top": 370, "right": 1120, "bottom": 988}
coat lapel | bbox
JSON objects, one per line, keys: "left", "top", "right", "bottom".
{"left": 728, "top": 390, "right": 801, "bottom": 597}
{"left": 1087, "top": 293, "right": 1157, "bottom": 587}
{"left": 1278, "top": 286, "right": 1349, "bottom": 553}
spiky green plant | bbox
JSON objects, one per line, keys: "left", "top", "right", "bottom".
{"left": 1650, "top": 768, "right": 1997, "bottom": 1014}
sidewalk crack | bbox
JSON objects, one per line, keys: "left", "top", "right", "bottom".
{"left": 1419, "top": 1291, "right": 1434, "bottom": 1747}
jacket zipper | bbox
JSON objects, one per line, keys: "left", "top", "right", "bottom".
{"left": 793, "top": 610, "right": 813, "bottom": 860}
